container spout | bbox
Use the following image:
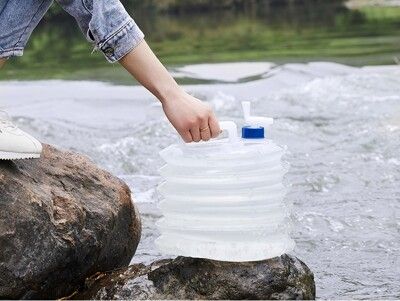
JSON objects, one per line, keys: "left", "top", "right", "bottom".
{"left": 242, "top": 101, "right": 274, "bottom": 128}
{"left": 241, "top": 101, "right": 274, "bottom": 139}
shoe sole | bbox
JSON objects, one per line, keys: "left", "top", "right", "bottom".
{"left": 0, "top": 151, "right": 41, "bottom": 160}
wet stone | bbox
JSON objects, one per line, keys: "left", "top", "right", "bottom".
{"left": 0, "top": 144, "right": 141, "bottom": 299}
{"left": 72, "top": 254, "right": 316, "bottom": 300}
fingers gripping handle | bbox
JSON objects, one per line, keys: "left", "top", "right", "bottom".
{"left": 179, "top": 121, "right": 238, "bottom": 144}
{"left": 219, "top": 121, "right": 238, "bottom": 142}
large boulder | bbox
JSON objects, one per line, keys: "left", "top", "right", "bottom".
{"left": 0, "top": 144, "right": 141, "bottom": 299}
{"left": 74, "top": 255, "right": 315, "bottom": 300}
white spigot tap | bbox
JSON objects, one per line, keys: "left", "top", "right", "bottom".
{"left": 242, "top": 101, "right": 274, "bottom": 127}
{"left": 241, "top": 101, "right": 273, "bottom": 139}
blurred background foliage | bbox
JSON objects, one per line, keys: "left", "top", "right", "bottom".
{"left": 1, "top": 0, "right": 399, "bottom": 82}
{"left": 45, "top": 0, "right": 346, "bottom": 16}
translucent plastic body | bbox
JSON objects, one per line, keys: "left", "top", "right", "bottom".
{"left": 156, "top": 136, "right": 294, "bottom": 262}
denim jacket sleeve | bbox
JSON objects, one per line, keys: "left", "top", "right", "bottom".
{"left": 57, "top": 0, "right": 144, "bottom": 62}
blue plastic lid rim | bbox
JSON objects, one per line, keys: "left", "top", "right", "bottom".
{"left": 242, "top": 126, "right": 265, "bottom": 139}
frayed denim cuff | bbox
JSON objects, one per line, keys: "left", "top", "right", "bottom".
{"left": 98, "top": 18, "right": 145, "bottom": 63}
{"left": 0, "top": 48, "right": 23, "bottom": 59}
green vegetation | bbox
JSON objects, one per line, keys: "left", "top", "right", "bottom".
{"left": 1, "top": 2, "right": 399, "bottom": 83}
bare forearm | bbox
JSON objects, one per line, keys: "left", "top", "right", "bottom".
{"left": 119, "top": 40, "right": 181, "bottom": 103}
{"left": 119, "top": 39, "right": 220, "bottom": 143}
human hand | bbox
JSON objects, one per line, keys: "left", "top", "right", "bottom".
{"left": 162, "top": 89, "right": 221, "bottom": 143}
{"left": 119, "top": 41, "right": 220, "bottom": 142}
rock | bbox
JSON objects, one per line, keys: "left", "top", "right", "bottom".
{"left": 73, "top": 254, "right": 315, "bottom": 300}
{"left": 0, "top": 144, "right": 141, "bottom": 299}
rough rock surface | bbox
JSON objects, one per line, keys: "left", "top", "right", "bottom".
{"left": 73, "top": 254, "right": 315, "bottom": 300}
{"left": 0, "top": 144, "right": 141, "bottom": 299}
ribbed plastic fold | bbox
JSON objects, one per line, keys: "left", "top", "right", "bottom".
{"left": 156, "top": 138, "right": 294, "bottom": 262}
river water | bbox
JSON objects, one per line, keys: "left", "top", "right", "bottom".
{"left": 0, "top": 62, "right": 399, "bottom": 299}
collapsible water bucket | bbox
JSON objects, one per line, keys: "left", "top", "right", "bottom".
{"left": 156, "top": 102, "right": 294, "bottom": 262}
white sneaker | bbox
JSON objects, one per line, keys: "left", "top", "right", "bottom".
{"left": 0, "top": 111, "right": 42, "bottom": 160}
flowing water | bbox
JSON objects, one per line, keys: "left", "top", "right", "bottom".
{"left": 0, "top": 62, "right": 399, "bottom": 299}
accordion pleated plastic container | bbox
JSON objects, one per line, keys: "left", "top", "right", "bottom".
{"left": 156, "top": 103, "right": 295, "bottom": 262}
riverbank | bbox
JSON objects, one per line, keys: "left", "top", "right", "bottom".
{"left": 1, "top": 3, "right": 399, "bottom": 82}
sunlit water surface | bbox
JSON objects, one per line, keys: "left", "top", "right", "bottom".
{"left": 1, "top": 62, "right": 399, "bottom": 299}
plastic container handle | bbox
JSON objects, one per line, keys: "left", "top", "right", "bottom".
{"left": 219, "top": 121, "right": 238, "bottom": 142}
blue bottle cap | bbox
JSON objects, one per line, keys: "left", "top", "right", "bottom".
{"left": 242, "top": 126, "right": 264, "bottom": 139}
